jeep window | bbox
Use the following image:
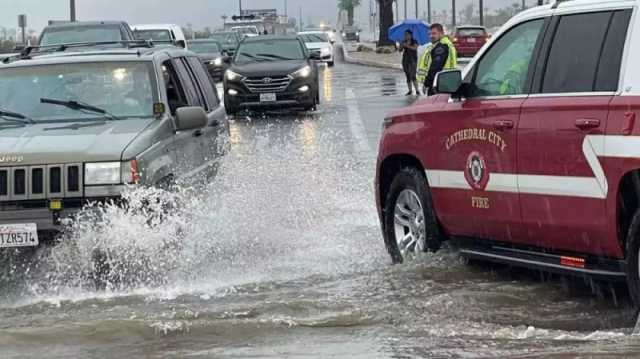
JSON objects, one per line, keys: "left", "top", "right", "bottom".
{"left": 173, "top": 58, "right": 205, "bottom": 109}
{"left": 542, "top": 11, "right": 617, "bottom": 93}
{"left": 40, "top": 25, "right": 123, "bottom": 45}
{"left": 186, "top": 57, "right": 220, "bottom": 109}
{"left": 135, "top": 29, "right": 173, "bottom": 42}
{"left": 235, "top": 39, "right": 305, "bottom": 63}
{"left": 456, "top": 28, "right": 486, "bottom": 37}
{"left": 470, "top": 19, "right": 544, "bottom": 97}
{"left": 299, "top": 33, "right": 329, "bottom": 43}
{"left": 162, "top": 61, "right": 188, "bottom": 115}
{"left": 0, "top": 62, "right": 157, "bottom": 122}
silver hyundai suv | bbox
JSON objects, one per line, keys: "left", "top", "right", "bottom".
{"left": 0, "top": 43, "right": 229, "bottom": 247}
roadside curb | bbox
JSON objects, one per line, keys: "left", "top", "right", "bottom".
{"left": 339, "top": 44, "right": 402, "bottom": 71}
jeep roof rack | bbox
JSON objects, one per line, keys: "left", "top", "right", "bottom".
{"left": 1, "top": 40, "right": 161, "bottom": 64}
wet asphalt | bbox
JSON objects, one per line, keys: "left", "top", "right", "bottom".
{"left": 0, "top": 46, "right": 639, "bottom": 358}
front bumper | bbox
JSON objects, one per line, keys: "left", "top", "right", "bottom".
{"left": 224, "top": 77, "right": 317, "bottom": 110}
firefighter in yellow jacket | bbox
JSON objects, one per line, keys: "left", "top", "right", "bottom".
{"left": 417, "top": 23, "right": 458, "bottom": 95}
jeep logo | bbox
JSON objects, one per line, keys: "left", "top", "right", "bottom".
{"left": 0, "top": 155, "right": 24, "bottom": 163}
{"left": 262, "top": 77, "right": 273, "bottom": 84}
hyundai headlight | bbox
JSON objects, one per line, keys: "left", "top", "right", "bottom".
{"left": 291, "top": 65, "right": 312, "bottom": 78}
{"left": 85, "top": 162, "right": 121, "bottom": 185}
{"left": 225, "top": 69, "right": 242, "bottom": 81}
{"left": 211, "top": 57, "right": 223, "bottom": 66}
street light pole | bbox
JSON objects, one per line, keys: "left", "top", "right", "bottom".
{"left": 239, "top": 0, "right": 243, "bottom": 14}
{"left": 452, "top": 0, "right": 456, "bottom": 28}
{"left": 415, "top": 0, "right": 418, "bottom": 18}
{"left": 404, "top": 0, "right": 407, "bottom": 19}
{"left": 427, "top": 0, "right": 432, "bottom": 23}
{"left": 479, "top": 0, "right": 483, "bottom": 25}
{"left": 70, "top": 0, "right": 76, "bottom": 22}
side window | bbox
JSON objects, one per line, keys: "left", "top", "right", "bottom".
{"left": 161, "top": 60, "right": 187, "bottom": 115}
{"left": 595, "top": 10, "right": 632, "bottom": 92}
{"left": 173, "top": 57, "right": 205, "bottom": 108}
{"left": 541, "top": 11, "right": 613, "bottom": 93}
{"left": 186, "top": 56, "right": 220, "bottom": 110}
{"left": 470, "top": 19, "right": 545, "bottom": 97}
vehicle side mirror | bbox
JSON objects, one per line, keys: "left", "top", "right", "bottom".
{"left": 175, "top": 106, "right": 207, "bottom": 131}
{"left": 434, "top": 70, "right": 463, "bottom": 95}
{"left": 175, "top": 40, "right": 186, "bottom": 49}
{"left": 223, "top": 55, "right": 232, "bottom": 64}
{"left": 309, "top": 51, "right": 321, "bottom": 60}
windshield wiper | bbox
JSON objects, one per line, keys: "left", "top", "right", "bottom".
{"left": 255, "top": 53, "right": 295, "bottom": 60}
{"left": 0, "top": 108, "right": 35, "bottom": 124}
{"left": 40, "top": 98, "right": 122, "bottom": 121}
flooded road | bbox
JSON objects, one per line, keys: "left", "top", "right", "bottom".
{"left": 1, "top": 56, "right": 639, "bottom": 358}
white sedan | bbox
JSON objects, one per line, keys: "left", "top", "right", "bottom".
{"left": 298, "top": 31, "right": 334, "bottom": 67}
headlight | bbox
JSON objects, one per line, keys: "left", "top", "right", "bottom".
{"left": 85, "top": 162, "right": 121, "bottom": 185}
{"left": 211, "top": 57, "right": 223, "bottom": 66}
{"left": 225, "top": 70, "right": 242, "bottom": 81}
{"left": 291, "top": 65, "right": 312, "bottom": 78}
{"left": 321, "top": 47, "right": 331, "bottom": 55}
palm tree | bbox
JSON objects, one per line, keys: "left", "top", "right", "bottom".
{"left": 339, "top": 0, "right": 362, "bottom": 26}
{"left": 377, "top": 0, "right": 395, "bottom": 46}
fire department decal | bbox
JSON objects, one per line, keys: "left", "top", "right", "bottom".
{"left": 445, "top": 128, "right": 507, "bottom": 152}
{"left": 465, "top": 152, "right": 490, "bottom": 190}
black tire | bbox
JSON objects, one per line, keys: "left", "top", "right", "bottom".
{"left": 224, "top": 97, "right": 238, "bottom": 116}
{"left": 626, "top": 210, "right": 640, "bottom": 306}
{"left": 383, "top": 167, "right": 442, "bottom": 264}
{"left": 328, "top": 61, "right": 335, "bottom": 67}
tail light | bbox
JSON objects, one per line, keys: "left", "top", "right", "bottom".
{"left": 453, "top": 37, "right": 458, "bottom": 43}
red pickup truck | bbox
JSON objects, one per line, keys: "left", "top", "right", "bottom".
{"left": 376, "top": 1, "right": 640, "bottom": 304}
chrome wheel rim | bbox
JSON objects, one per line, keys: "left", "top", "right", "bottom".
{"left": 393, "top": 189, "right": 426, "bottom": 258}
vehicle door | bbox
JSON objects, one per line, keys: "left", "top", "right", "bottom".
{"left": 184, "top": 56, "right": 228, "bottom": 165}
{"left": 163, "top": 58, "right": 206, "bottom": 183}
{"left": 428, "top": 18, "right": 547, "bottom": 243}
{"left": 518, "top": 10, "right": 632, "bottom": 255}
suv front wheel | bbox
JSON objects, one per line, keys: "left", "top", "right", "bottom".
{"left": 383, "top": 167, "right": 441, "bottom": 263}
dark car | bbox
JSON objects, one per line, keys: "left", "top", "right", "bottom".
{"left": 188, "top": 39, "right": 226, "bottom": 81}
{"left": 452, "top": 26, "right": 489, "bottom": 58}
{"left": 38, "top": 21, "right": 136, "bottom": 46}
{"left": 210, "top": 31, "right": 241, "bottom": 56}
{"left": 223, "top": 35, "right": 321, "bottom": 115}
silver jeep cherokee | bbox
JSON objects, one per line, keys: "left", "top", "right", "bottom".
{"left": 0, "top": 44, "right": 229, "bottom": 247}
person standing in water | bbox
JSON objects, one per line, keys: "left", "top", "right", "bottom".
{"left": 400, "top": 30, "right": 420, "bottom": 96}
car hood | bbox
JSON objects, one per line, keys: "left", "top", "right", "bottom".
{"left": 305, "top": 42, "right": 331, "bottom": 50}
{"left": 0, "top": 118, "right": 154, "bottom": 165}
{"left": 231, "top": 60, "right": 308, "bottom": 77}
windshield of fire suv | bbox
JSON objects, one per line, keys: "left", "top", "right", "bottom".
{"left": 0, "top": 61, "right": 157, "bottom": 122}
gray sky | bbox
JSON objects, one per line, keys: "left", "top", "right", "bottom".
{"left": 0, "top": 0, "right": 539, "bottom": 33}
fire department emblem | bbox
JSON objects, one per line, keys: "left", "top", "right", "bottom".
{"left": 465, "top": 152, "right": 489, "bottom": 190}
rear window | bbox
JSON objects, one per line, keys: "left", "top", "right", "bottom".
{"left": 457, "top": 28, "right": 486, "bottom": 37}
{"left": 188, "top": 41, "right": 222, "bottom": 54}
{"left": 211, "top": 33, "right": 238, "bottom": 46}
{"left": 235, "top": 39, "right": 305, "bottom": 63}
{"left": 40, "top": 25, "right": 122, "bottom": 45}
{"left": 299, "top": 33, "right": 329, "bottom": 43}
{"left": 135, "top": 29, "right": 172, "bottom": 42}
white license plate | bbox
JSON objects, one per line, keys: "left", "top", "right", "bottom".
{"left": 0, "top": 224, "right": 39, "bottom": 248}
{"left": 260, "top": 93, "right": 277, "bottom": 102}
{"left": 467, "top": 38, "right": 477, "bottom": 43}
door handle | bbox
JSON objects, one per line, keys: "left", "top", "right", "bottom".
{"left": 574, "top": 119, "right": 601, "bottom": 130}
{"left": 493, "top": 120, "right": 514, "bottom": 130}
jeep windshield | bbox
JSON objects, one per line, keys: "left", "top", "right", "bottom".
{"left": 39, "top": 25, "right": 123, "bottom": 46}
{"left": 235, "top": 39, "right": 305, "bottom": 63}
{"left": 0, "top": 62, "right": 157, "bottom": 123}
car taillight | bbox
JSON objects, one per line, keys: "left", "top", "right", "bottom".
{"left": 453, "top": 37, "right": 458, "bottom": 42}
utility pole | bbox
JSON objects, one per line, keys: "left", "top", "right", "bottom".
{"left": 70, "top": 0, "right": 76, "bottom": 22}
{"left": 395, "top": 0, "right": 399, "bottom": 23}
{"left": 479, "top": 0, "right": 484, "bottom": 25}
{"left": 427, "top": 0, "right": 432, "bottom": 23}
{"left": 452, "top": 0, "right": 456, "bottom": 28}
{"left": 284, "top": 0, "right": 287, "bottom": 17}
{"left": 415, "top": 0, "right": 418, "bottom": 18}
{"left": 239, "top": 0, "right": 243, "bottom": 14}
{"left": 404, "top": 0, "right": 407, "bottom": 19}
{"left": 522, "top": 0, "right": 526, "bottom": 10}
{"left": 299, "top": 7, "right": 303, "bottom": 32}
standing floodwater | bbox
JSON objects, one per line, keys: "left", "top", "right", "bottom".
{"left": 0, "top": 63, "right": 639, "bottom": 358}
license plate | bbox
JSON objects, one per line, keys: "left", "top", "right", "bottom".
{"left": 260, "top": 93, "right": 277, "bottom": 102}
{"left": 0, "top": 224, "right": 39, "bottom": 248}
{"left": 468, "top": 38, "right": 476, "bottom": 43}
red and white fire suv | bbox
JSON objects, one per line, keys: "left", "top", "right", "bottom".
{"left": 376, "top": 0, "right": 640, "bottom": 303}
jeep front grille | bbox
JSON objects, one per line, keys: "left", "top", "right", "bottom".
{"left": 0, "top": 164, "right": 83, "bottom": 202}
{"left": 243, "top": 76, "right": 292, "bottom": 93}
